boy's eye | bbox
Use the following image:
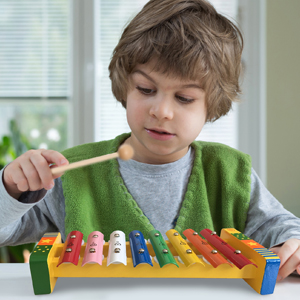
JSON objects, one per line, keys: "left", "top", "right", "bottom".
{"left": 176, "top": 95, "right": 194, "bottom": 104}
{"left": 136, "top": 86, "right": 155, "bottom": 95}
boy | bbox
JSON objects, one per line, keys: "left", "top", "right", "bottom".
{"left": 1, "top": 0, "right": 300, "bottom": 282}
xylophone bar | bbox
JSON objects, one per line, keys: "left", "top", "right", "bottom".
{"left": 200, "top": 228, "right": 257, "bottom": 269}
{"left": 107, "top": 230, "right": 127, "bottom": 266}
{"left": 183, "top": 229, "right": 231, "bottom": 268}
{"left": 82, "top": 231, "right": 104, "bottom": 266}
{"left": 129, "top": 230, "right": 153, "bottom": 267}
{"left": 29, "top": 228, "right": 280, "bottom": 296}
{"left": 57, "top": 231, "right": 83, "bottom": 267}
{"left": 166, "top": 229, "right": 205, "bottom": 267}
{"left": 148, "top": 229, "right": 178, "bottom": 268}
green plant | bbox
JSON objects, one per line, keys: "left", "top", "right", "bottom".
{"left": 0, "top": 120, "right": 36, "bottom": 263}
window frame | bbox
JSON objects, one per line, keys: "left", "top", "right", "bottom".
{"left": 71, "top": 0, "right": 96, "bottom": 146}
{"left": 238, "top": 0, "right": 267, "bottom": 184}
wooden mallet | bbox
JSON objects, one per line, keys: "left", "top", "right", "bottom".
{"left": 51, "top": 144, "right": 134, "bottom": 175}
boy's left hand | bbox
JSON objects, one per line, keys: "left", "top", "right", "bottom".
{"left": 270, "top": 239, "right": 300, "bottom": 281}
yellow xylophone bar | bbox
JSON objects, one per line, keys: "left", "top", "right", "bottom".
{"left": 29, "top": 228, "right": 280, "bottom": 296}
{"left": 166, "top": 229, "right": 205, "bottom": 267}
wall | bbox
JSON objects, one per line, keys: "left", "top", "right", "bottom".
{"left": 266, "top": 0, "right": 300, "bottom": 216}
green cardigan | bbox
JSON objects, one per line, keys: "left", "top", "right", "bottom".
{"left": 61, "top": 133, "right": 251, "bottom": 241}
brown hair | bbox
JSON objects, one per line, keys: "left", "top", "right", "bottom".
{"left": 109, "top": 0, "right": 243, "bottom": 122}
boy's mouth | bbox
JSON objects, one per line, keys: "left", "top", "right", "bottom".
{"left": 145, "top": 128, "right": 175, "bottom": 141}
{"left": 146, "top": 128, "right": 174, "bottom": 135}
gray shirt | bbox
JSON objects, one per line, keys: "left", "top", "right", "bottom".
{"left": 1, "top": 147, "right": 300, "bottom": 247}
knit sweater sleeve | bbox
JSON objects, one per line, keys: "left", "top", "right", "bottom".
{"left": 244, "top": 168, "right": 300, "bottom": 248}
{"left": 0, "top": 167, "right": 66, "bottom": 246}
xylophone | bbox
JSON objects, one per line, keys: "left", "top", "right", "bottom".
{"left": 29, "top": 228, "right": 280, "bottom": 295}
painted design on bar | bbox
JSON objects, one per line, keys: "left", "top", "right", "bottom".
{"left": 231, "top": 232, "right": 252, "bottom": 240}
{"left": 29, "top": 228, "right": 280, "bottom": 296}
{"left": 254, "top": 248, "right": 280, "bottom": 258}
{"left": 221, "top": 228, "right": 280, "bottom": 295}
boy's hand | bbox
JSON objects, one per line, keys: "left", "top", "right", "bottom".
{"left": 3, "top": 149, "right": 69, "bottom": 199}
{"left": 270, "top": 239, "right": 300, "bottom": 281}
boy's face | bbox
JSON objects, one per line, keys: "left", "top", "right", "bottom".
{"left": 125, "top": 61, "right": 207, "bottom": 164}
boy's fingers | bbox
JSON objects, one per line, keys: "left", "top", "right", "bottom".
{"left": 44, "top": 150, "right": 69, "bottom": 178}
{"left": 3, "top": 149, "right": 68, "bottom": 196}
{"left": 40, "top": 149, "right": 68, "bottom": 167}
{"left": 271, "top": 244, "right": 292, "bottom": 268}
{"left": 20, "top": 158, "right": 42, "bottom": 191}
{"left": 28, "top": 153, "right": 53, "bottom": 190}
{"left": 41, "top": 149, "right": 69, "bottom": 179}
{"left": 277, "top": 248, "right": 300, "bottom": 280}
{"left": 9, "top": 166, "right": 29, "bottom": 192}
{"left": 42, "top": 151, "right": 69, "bottom": 179}
{"left": 271, "top": 240, "right": 300, "bottom": 280}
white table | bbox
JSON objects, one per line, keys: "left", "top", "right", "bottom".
{"left": 1, "top": 263, "right": 300, "bottom": 300}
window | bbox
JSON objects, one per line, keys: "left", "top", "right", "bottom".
{"left": 0, "top": 0, "right": 71, "bottom": 152}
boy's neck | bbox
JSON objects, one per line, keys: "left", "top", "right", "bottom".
{"left": 123, "top": 136, "right": 189, "bottom": 165}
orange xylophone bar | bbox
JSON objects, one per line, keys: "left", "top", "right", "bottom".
{"left": 183, "top": 229, "right": 231, "bottom": 268}
{"left": 29, "top": 228, "right": 280, "bottom": 296}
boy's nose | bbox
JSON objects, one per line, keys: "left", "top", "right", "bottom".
{"left": 149, "top": 96, "right": 174, "bottom": 120}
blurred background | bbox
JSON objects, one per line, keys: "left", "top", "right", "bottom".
{"left": 0, "top": 0, "right": 299, "bottom": 262}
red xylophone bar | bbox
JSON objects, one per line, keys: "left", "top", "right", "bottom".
{"left": 200, "top": 229, "right": 257, "bottom": 269}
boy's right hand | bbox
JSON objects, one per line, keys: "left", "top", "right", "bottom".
{"left": 2, "top": 149, "right": 69, "bottom": 200}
